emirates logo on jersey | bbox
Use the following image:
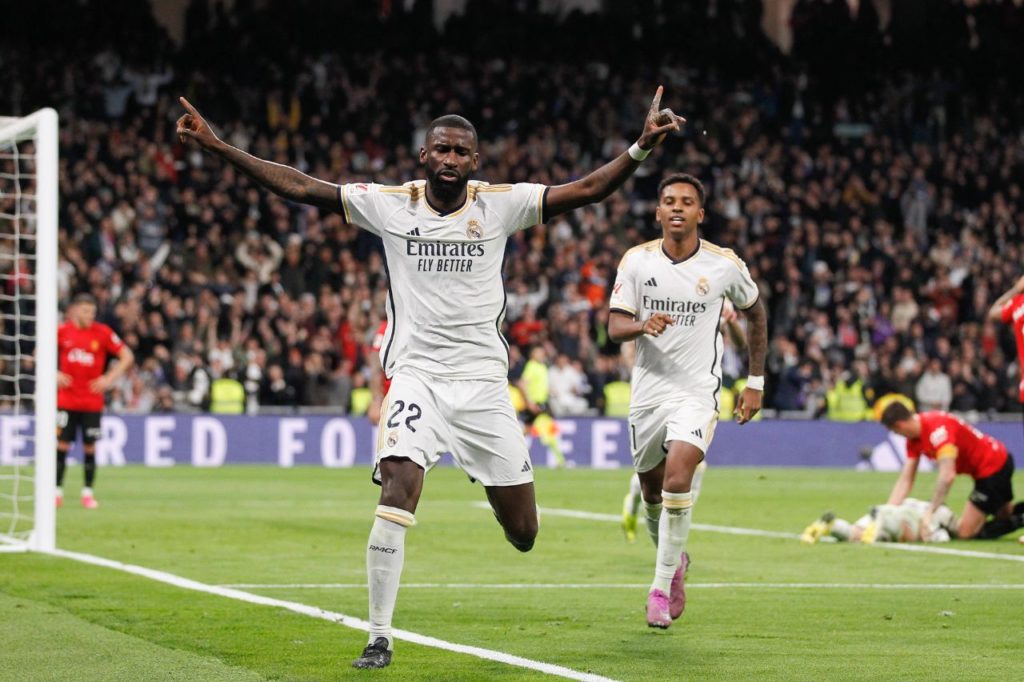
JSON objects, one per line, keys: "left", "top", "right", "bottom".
{"left": 695, "top": 277, "right": 711, "bottom": 296}
{"left": 67, "top": 348, "right": 96, "bottom": 366}
{"left": 466, "top": 219, "right": 483, "bottom": 240}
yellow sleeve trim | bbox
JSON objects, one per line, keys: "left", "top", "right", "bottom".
{"left": 702, "top": 240, "right": 745, "bottom": 270}
{"left": 935, "top": 444, "right": 958, "bottom": 460}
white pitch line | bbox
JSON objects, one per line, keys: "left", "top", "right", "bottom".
{"left": 46, "top": 548, "right": 617, "bottom": 682}
{"left": 223, "top": 582, "right": 1024, "bottom": 591}
{"left": 486, "top": 503, "right": 1024, "bottom": 562}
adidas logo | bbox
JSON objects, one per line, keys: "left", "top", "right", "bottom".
{"left": 521, "top": 461, "right": 532, "bottom": 473}
{"left": 644, "top": 277, "right": 658, "bottom": 287}
{"left": 691, "top": 428, "right": 703, "bottom": 439}
{"left": 407, "top": 227, "right": 421, "bottom": 236}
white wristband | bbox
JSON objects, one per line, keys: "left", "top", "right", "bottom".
{"left": 745, "top": 375, "right": 765, "bottom": 391}
{"left": 628, "top": 142, "right": 651, "bottom": 161}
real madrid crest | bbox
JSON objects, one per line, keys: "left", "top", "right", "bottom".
{"left": 696, "top": 277, "right": 710, "bottom": 297}
{"left": 386, "top": 430, "right": 399, "bottom": 448}
{"left": 466, "top": 219, "right": 483, "bottom": 240}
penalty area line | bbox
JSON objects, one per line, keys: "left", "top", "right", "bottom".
{"left": 481, "top": 503, "right": 1024, "bottom": 562}
{"left": 46, "top": 547, "right": 618, "bottom": 682}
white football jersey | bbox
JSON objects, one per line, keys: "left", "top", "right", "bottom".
{"left": 339, "top": 179, "right": 546, "bottom": 380}
{"left": 609, "top": 238, "right": 759, "bottom": 411}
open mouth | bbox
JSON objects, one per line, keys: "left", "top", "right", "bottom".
{"left": 669, "top": 216, "right": 685, "bottom": 226}
{"left": 438, "top": 170, "right": 459, "bottom": 182}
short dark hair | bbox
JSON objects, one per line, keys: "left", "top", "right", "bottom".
{"left": 72, "top": 292, "right": 97, "bottom": 306}
{"left": 658, "top": 173, "right": 705, "bottom": 206}
{"left": 881, "top": 401, "right": 914, "bottom": 428}
{"left": 425, "top": 115, "right": 478, "bottom": 148}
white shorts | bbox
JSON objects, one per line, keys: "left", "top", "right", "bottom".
{"left": 373, "top": 370, "right": 534, "bottom": 487}
{"left": 628, "top": 397, "right": 718, "bottom": 474}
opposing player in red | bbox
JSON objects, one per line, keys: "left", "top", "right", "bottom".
{"left": 56, "top": 293, "right": 134, "bottom": 509}
{"left": 988, "top": 274, "right": 1024, "bottom": 405}
{"left": 881, "top": 402, "right": 1023, "bottom": 539}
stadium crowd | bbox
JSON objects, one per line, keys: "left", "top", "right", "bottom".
{"left": 2, "top": 0, "right": 1024, "bottom": 417}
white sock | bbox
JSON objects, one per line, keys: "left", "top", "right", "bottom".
{"left": 367, "top": 505, "right": 415, "bottom": 648}
{"left": 691, "top": 461, "right": 707, "bottom": 506}
{"left": 831, "top": 518, "right": 852, "bottom": 541}
{"left": 56, "top": 487, "right": 63, "bottom": 497}
{"left": 651, "top": 491, "right": 692, "bottom": 594}
{"left": 643, "top": 501, "right": 662, "bottom": 546}
{"left": 81, "top": 487, "right": 93, "bottom": 497}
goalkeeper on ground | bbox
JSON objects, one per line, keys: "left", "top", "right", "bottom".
{"left": 801, "top": 497, "right": 957, "bottom": 544}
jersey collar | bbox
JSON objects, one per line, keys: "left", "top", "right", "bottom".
{"left": 660, "top": 238, "right": 702, "bottom": 265}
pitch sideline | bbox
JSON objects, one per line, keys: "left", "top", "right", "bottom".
{"left": 46, "top": 547, "right": 618, "bottom": 682}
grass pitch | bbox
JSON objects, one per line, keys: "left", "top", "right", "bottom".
{"left": 1, "top": 465, "right": 1021, "bottom": 681}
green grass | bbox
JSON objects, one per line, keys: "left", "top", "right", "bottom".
{"left": 1, "top": 466, "right": 1021, "bottom": 681}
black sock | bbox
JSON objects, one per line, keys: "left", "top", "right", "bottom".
{"left": 1013, "top": 501, "right": 1024, "bottom": 516}
{"left": 975, "top": 515, "right": 1024, "bottom": 540}
{"left": 84, "top": 454, "right": 97, "bottom": 488}
{"left": 56, "top": 449, "right": 67, "bottom": 486}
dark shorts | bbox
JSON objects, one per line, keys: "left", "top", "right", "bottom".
{"left": 57, "top": 410, "right": 102, "bottom": 446}
{"left": 969, "top": 453, "right": 1015, "bottom": 516}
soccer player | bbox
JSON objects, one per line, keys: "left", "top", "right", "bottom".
{"left": 177, "top": 89, "right": 683, "bottom": 668}
{"left": 801, "top": 498, "right": 957, "bottom": 544}
{"left": 608, "top": 173, "right": 768, "bottom": 628}
{"left": 56, "top": 293, "right": 134, "bottom": 509}
{"left": 620, "top": 300, "right": 743, "bottom": 541}
{"left": 881, "top": 402, "right": 1024, "bottom": 540}
{"left": 987, "top": 274, "right": 1024, "bottom": 407}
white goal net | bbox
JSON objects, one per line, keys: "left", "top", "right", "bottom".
{"left": 0, "top": 109, "right": 58, "bottom": 552}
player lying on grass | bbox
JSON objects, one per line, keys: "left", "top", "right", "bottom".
{"left": 801, "top": 498, "right": 957, "bottom": 544}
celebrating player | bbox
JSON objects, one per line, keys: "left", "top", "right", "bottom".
{"left": 56, "top": 293, "right": 134, "bottom": 509}
{"left": 177, "top": 88, "right": 683, "bottom": 668}
{"left": 801, "top": 498, "right": 958, "bottom": 544}
{"left": 881, "top": 402, "right": 1024, "bottom": 540}
{"left": 607, "top": 173, "right": 768, "bottom": 628}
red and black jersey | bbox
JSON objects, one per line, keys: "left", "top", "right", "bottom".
{"left": 57, "top": 321, "right": 124, "bottom": 412}
{"left": 905, "top": 411, "right": 1007, "bottom": 480}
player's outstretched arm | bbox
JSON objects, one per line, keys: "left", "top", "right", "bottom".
{"left": 735, "top": 299, "right": 767, "bottom": 424}
{"left": 986, "top": 274, "right": 1024, "bottom": 321}
{"left": 176, "top": 97, "right": 340, "bottom": 213}
{"left": 544, "top": 86, "right": 684, "bottom": 219}
{"left": 886, "top": 456, "right": 919, "bottom": 506}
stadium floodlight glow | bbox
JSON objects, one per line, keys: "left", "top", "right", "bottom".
{"left": 0, "top": 108, "right": 58, "bottom": 553}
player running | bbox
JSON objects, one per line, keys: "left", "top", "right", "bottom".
{"left": 801, "top": 498, "right": 958, "bottom": 544}
{"left": 56, "top": 293, "right": 134, "bottom": 509}
{"left": 177, "top": 88, "right": 684, "bottom": 668}
{"left": 608, "top": 173, "right": 768, "bottom": 628}
{"left": 988, "top": 274, "right": 1024, "bottom": 407}
{"left": 881, "top": 403, "right": 1024, "bottom": 540}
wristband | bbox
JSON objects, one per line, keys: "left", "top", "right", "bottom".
{"left": 745, "top": 375, "right": 765, "bottom": 391}
{"left": 628, "top": 142, "right": 651, "bottom": 161}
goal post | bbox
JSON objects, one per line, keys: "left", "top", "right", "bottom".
{"left": 0, "top": 108, "right": 58, "bottom": 552}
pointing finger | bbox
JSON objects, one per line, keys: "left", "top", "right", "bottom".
{"left": 649, "top": 85, "right": 663, "bottom": 114}
{"left": 179, "top": 96, "right": 199, "bottom": 117}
